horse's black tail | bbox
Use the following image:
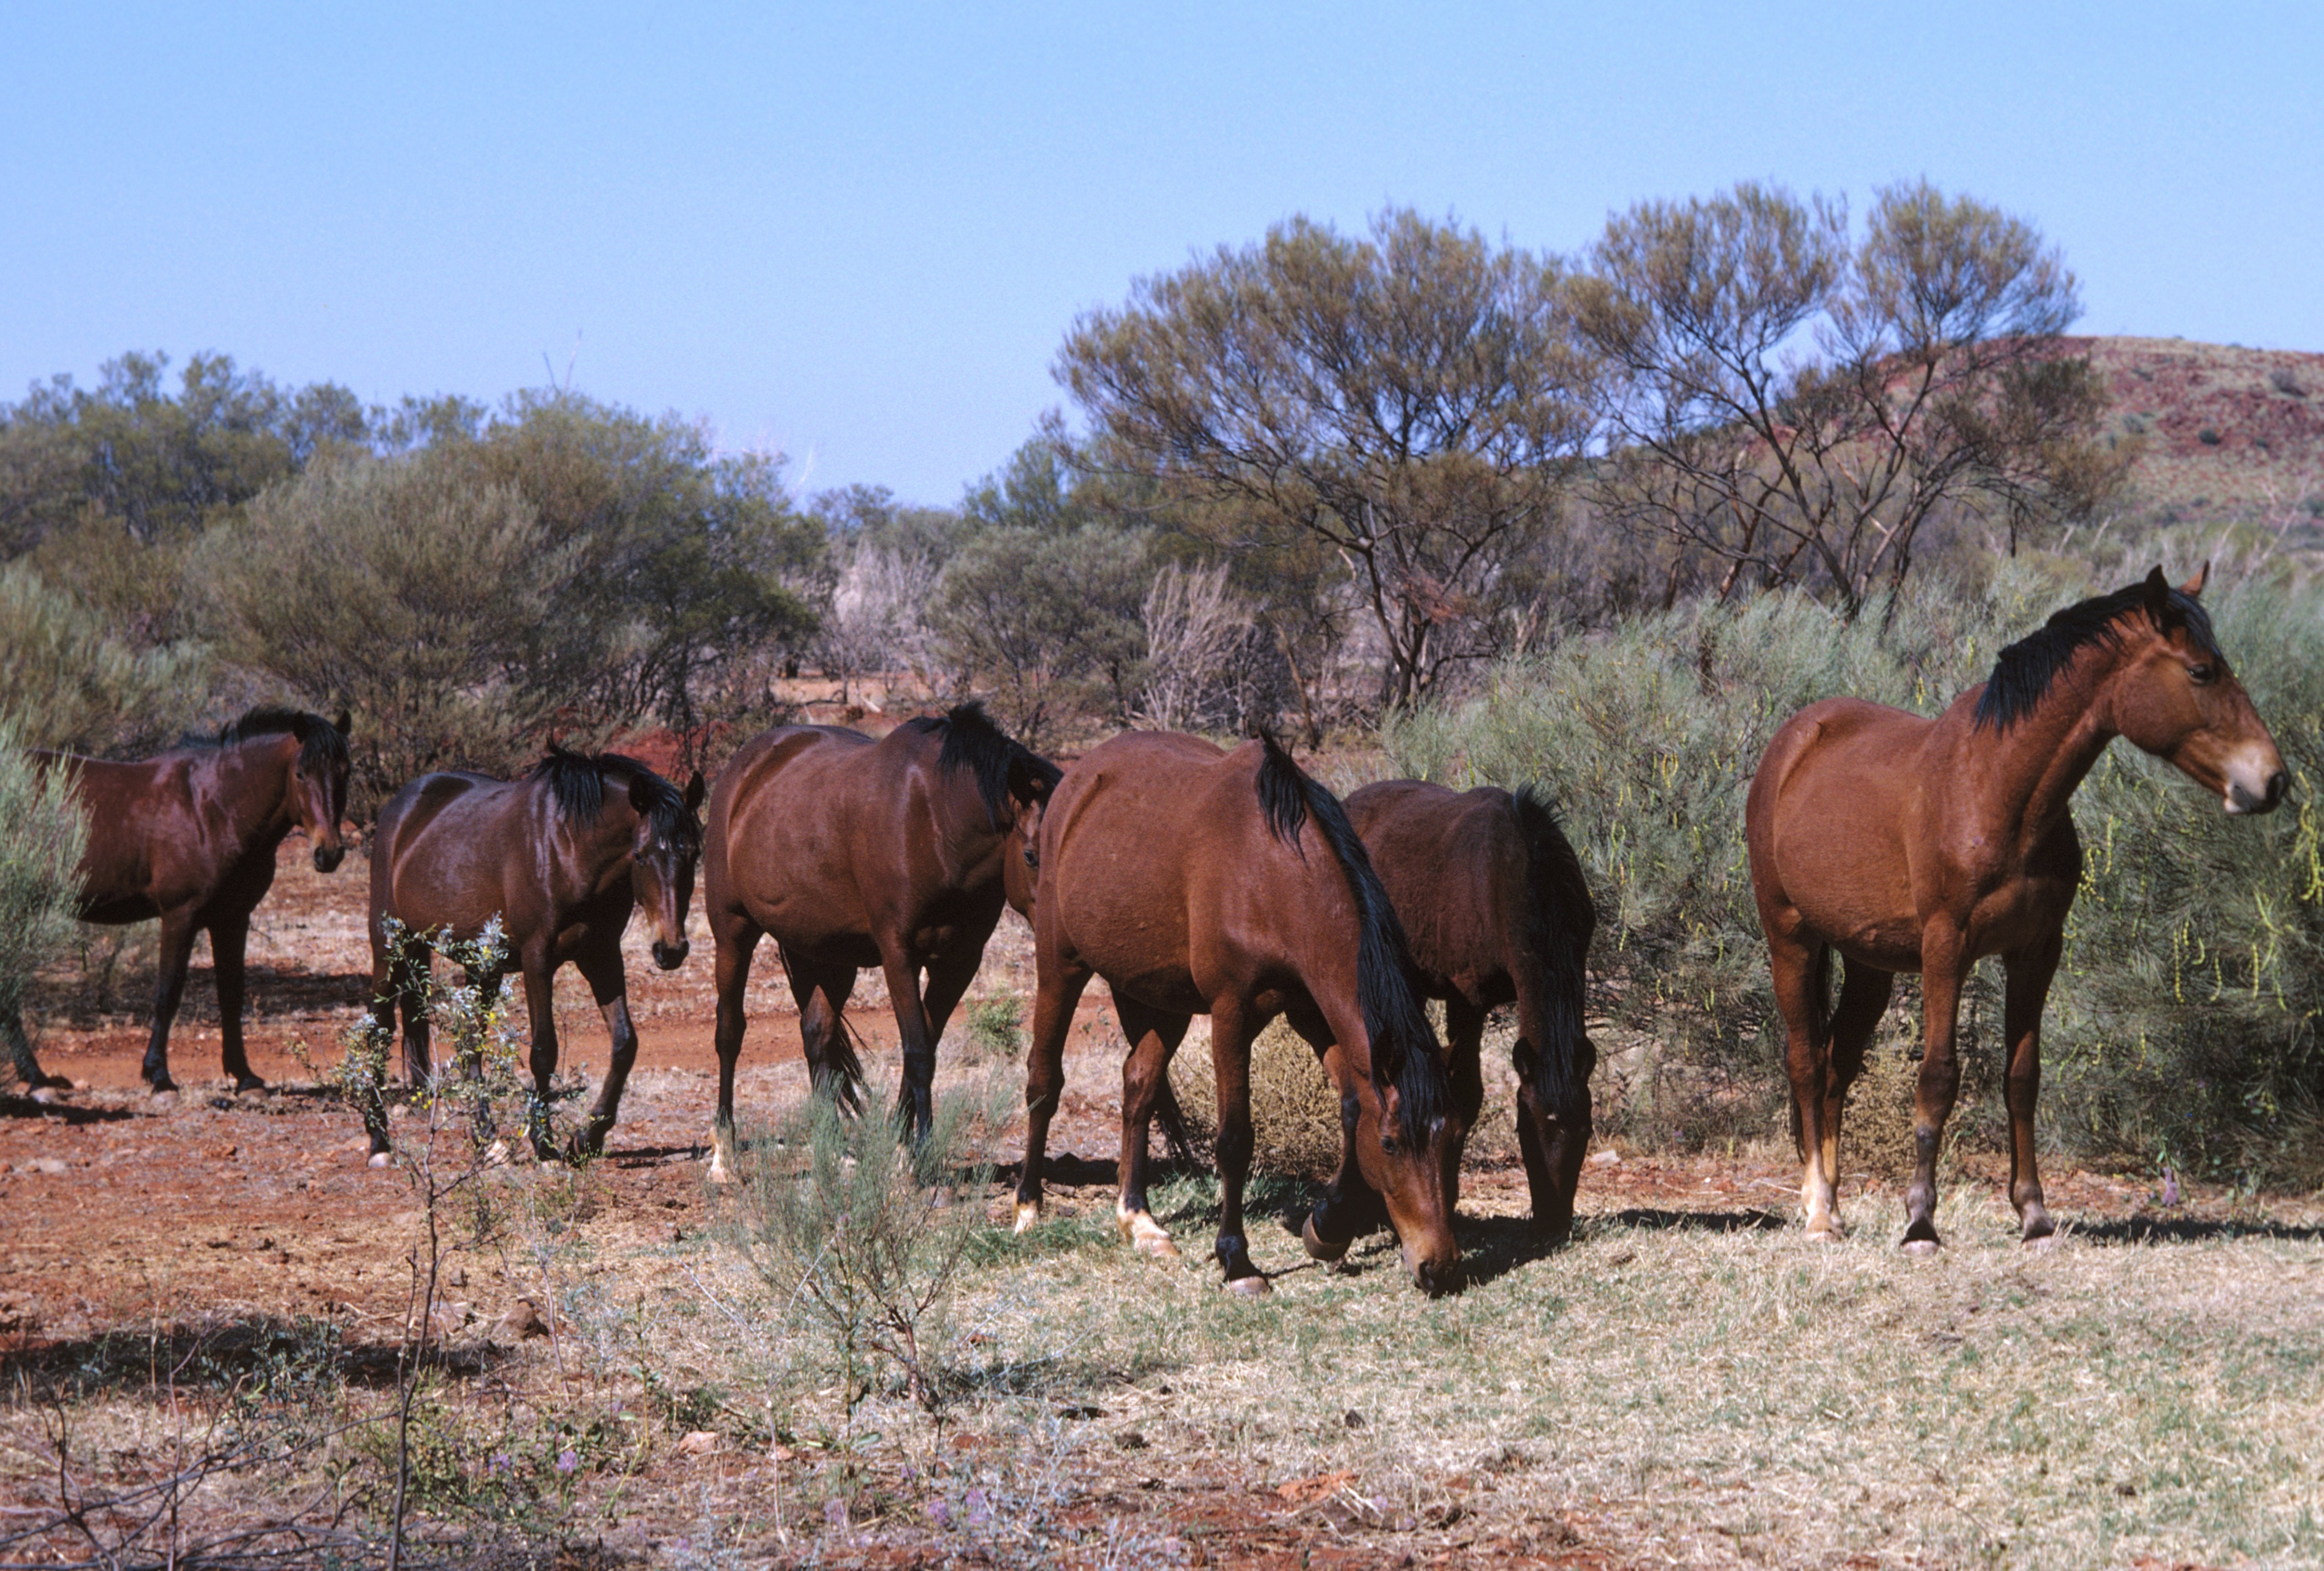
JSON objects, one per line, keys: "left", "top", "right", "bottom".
{"left": 1152, "top": 1076, "right": 1197, "bottom": 1165}
{"left": 1512, "top": 784, "right": 1596, "bottom": 1110}
{"left": 1254, "top": 735, "right": 1452, "bottom": 1145}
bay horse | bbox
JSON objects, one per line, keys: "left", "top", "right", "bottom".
{"left": 366, "top": 746, "right": 704, "bottom": 1161}
{"left": 5, "top": 707, "right": 352, "bottom": 1095}
{"left": 1011, "top": 731, "right": 1465, "bottom": 1295}
{"left": 1323, "top": 780, "right": 1598, "bottom": 1247}
{"left": 702, "top": 702, "right": 1060, "bottom": 1173}
{"left": 1746, "top": 567, "right": 2286, "bottom": 1251}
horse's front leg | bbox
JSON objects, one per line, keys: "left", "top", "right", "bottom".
{"left": 879, "top": 945, "right": 939, "bottom": 1143}
{"left": 1208, "top": 996, "right": 1269, "bottom": 1295}
{"left": 139, "top": 911, "right": 201, "bottom": 1094}
{"left": 706, "top": 909, "right": 761, "bottom": 1182}
{"left": 209, "top": 912, "right": 264, "bottom": 1093}
{"left": 519, "top": 955, "right": 561, "bottom": 1161}
{"left": 1903, "top": 922, "right": 1969, "bottom": 1253}
{"left": 570, "top": 943, "right": 636, "bottom": 1160}
{"left": 2002, "top": 933, "right": 2064, "bottom": 1246}
{"left": 1281, "top": 1007, "right": 1381, "bottom": 1263}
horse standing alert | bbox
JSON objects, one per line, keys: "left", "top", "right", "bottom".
{"left": 365, "top": 746, "right": 704, "bottom": 1161}
{"left": 700, "top": 703, "right": 1059, "bottom": 1171}
{"left": 1746, "top": 567, "right": 2285, "bottom": 1250}
{"left": 1011, "top": 731, "right": 1465, "bottom": 1294}
{"left": 5, "top": 708, "right": 352, "bottom": 1094}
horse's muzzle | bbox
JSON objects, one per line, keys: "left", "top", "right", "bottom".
{"left": 313, "top": 845, "right": 347, "bottom": 874}
{"left": 652, "top": 939, "right": 690, "bottom": 971}
{"left": 1411, "top": 1256, "right": 1459, "bottom": 1297}
{"left": 2228, "top": 769, "right": 2289, "bottom": 816}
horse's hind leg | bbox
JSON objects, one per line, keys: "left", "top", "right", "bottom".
{"left": 1111, "top": 998, "right": 1190, "bottom": 1260}
{"left": 3, "top": 1003, "right": 69, "bottom": 1092}
{"left": 707, "top": 909, "right": 760, "bottom": 1182}
{"left": 1206, "top": 996, "right": 1269, "bottom": 1294}
{"left": 2001, "top": 933, "right": 2063, "bottom": 1246}
{"left": 1012, "top": 957, "right": 1092, "bottom": 1231}
{"left": 790, "top": 948, "right": 865, "bottom": 1113}
{"left": 518, "top": 953, "right": 561, "bottom": 1161}
{"left": 1769, "top": 930, "right": 1840, "bottom": 1236}
{"left": 1819, "top": 959, "right": 1894, "bottom": 1217}
{"left": 570, "top": 943, "right": 635, "bottom": 1161}
{"left": 139, "top": 911, "right": 200, "bottom": 1094}
{"left": 210, "top": 913, "right": 265, "bottom": 1093}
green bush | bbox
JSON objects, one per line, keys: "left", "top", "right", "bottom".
{"left": 0, "top": 715, "right": 88, "bottom": 1087}
{"left": 1384, "top": 563, "right": 2324, "bottom": 1184}
{"left": 0, "top": 561, "right": 207, "bottom": 754}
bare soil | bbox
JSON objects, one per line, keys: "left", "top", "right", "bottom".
{"left": 4, "top": 836, "right": 2315, "bottom": 1569}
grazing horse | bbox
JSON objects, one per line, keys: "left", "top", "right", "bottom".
{"left": 366, "top": 747, "right": 704, "bottom": 1160}
{"left": 5, "top": 708, "right": 352, "bottom": 1094}
{"left": 1011, "top": 732, "right": 1465, "bottom": 1295}
{"left": 1325, "top": 780, "right": 1598, "bottom": 1246}
{"left": 702, "top": 702, "right": 1060, "bottom": 1172}
{"left": 1746, "top": 567, "right": 2286, "bottom": 1251}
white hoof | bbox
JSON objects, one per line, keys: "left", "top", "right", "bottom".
{"left": 1901, "top": 1238, "right": 1941, "bottom": 1257}
{"left": 1223, "top": 1274, "right": 1271, "bottom": 1298}
{"left": 1013, "top": 1200, "right": 1042, "bottom": 1235}
{"left": 367, "top": 1151, "right": 394, "bottom": 1170}
{"left": 1118, "top": 1209, "right": 1180, "bottom": 1260}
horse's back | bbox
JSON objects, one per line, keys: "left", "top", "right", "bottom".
{"left": 371, "top": 771, "right": 530, "bottom": 939}
{"left": 1345, "top": 781, "right": 1531, "bottom": 995}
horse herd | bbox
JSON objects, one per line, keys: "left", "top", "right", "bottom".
{"left": 8, "top": 566, "right": 2288, "bottom": 1295}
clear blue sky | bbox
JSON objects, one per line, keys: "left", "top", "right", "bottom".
{"left": 4, "top": 3, "right": 2318, "bottom": 505}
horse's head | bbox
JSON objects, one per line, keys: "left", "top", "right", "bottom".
{"left": 2114, "top": 566, "right": 2288, "bottom": 815}
{"left": 293, "top": 710, "right": 353, "bottom": 872}
{"left": 1350, "top": 1071, "right": 1466, "bottom": 1294}
{"left": 999, "top": 752, "right": 1055, "bottom": 922}
{"left": 629, "top": 769, "right": 707, "bottom": 969}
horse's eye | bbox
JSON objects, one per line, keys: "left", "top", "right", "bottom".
{"left": 2189, "top": 663, "right": 2217, "bottom": 685}
{"left": 1379, "top": 1137, "right": 1401, "bottom": 1158}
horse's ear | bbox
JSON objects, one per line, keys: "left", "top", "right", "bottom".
{"left": 2179, "top": 561, "right": 2211, "bottom": 599}
{"left": 332, "top": 709, "right": 352, "bottom": 737}
{"left": 684, "top": 770, "right": 707, "bottom": 814}
{"left": 2142, "top": 565, "right": 2171, "bottom": 621}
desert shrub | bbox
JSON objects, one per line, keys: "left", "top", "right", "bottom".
{"left": 1135, "top": 559, "right": 1285, "bottom": 735}
{"left": 958, "top": 996, "right": 1025, "bottom": 1064}
{"left": 0, "top": 716, "right": 87, "bottom": 1087}
{"left": 1166, "top": 1017, "right": 1345, "bottom": 1181}
{"left": 1384, "top": 563, "right": 2324, "bottom": 1182}
{"left": 191, "top": 452, "right": 584, "bottom": 814}
{"left": 927, "top": 523, "right": 1149, "bottom": 747}
{"left": 0, "top": 560, "right": 207, "bottom": 754}
{"left": 720, "top": 1083, "right": 1002, "bottom": 1419}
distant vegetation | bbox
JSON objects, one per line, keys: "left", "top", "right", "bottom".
{"left": 3, "top": 177, "right": 2319, "bottom": 1180}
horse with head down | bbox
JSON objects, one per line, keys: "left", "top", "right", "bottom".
{"left": 1011, "top": 731, "right": 1466, "bottom": 1295}
{"left": 366, "top": 745, "right": 704, "bottom": 1160}
{"left": 1323, "top": 780, "right": 1599, "bottom": 1247}
{"left": 5, "top": 707, "right": 352, "bottom": 1095}
{"left": 1747, "top": 566, "right": 2286, "bottom": 1251}
{"left": 701, "top": 702, "right": 1060, "bottom": 1171}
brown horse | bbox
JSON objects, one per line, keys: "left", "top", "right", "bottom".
{"left": 1324, "top": 781, "right": 1598, "bottom": 1246}
{"left": 366, "top": 746, "right": 704, "bottom": 1160}
{"left": 5, "top": 708, "right": 352, "bottom": 1094}
{"left": 1011, "top": 732, "right": 1465, "bottom": 1295}
{"left": 702, "top": 703, "right": 1060, "bottom": 1172}
{"left": 1746, "top": 567, "right": 2286, "bottom": 1251}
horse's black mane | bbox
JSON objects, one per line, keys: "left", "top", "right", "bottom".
{"left": 1254, "top": 733, "right": 1453, "bottom": 1147}
{"left": 907, "top": 702, "right": 1061, "bottom": 828}
{"left": 1974, "top": 578, "right": 2222, "bottom": 733}
{"left": 532, "top": 744, "right": 699, "bottom": 844}
{"left": 218, "top": 706, "right": 350, "bottom": 777}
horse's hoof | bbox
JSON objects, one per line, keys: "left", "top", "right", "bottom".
{"left": 28, "top": 1086, "right": 59, "bottom": 1106}
{"left": 367, "top": 1151, "right": 395, "bottom": 1170}
{"left": 149, "top": 1088, "right": 179, "bottom": 1108}
{"left": 1805, "top": 1223, "right": 1845, "bottom": 1243}
{"left": 1301, "top": 1216, "right": 1351, "bottom": 1263}
{"left": 1223, "top": 1274, "right": 1271, "bottom": 1298}
{"left": 1133, "top": 1230, "right": 1181, "bottom": 1262}
{"left": 2022, "top": 1231, "right": 2061, "bottom": 1252}
{"left": 233, "top": 1075, "right": 267, "bottom": 1095}
{"left": 1013, "top": 1200, "right": 1042, "bottom": 1234}
{"left": 1901, "top": 1237, "right": 1941, "bottom": 1257}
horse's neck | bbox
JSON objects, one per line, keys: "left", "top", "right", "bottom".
{"left": 1973, "top": 657, "right": 2123, "bottom": 845}
{"left": 558, "top": 798, "right": 638, "bottom": 899}
{"left": 211, "top": 741, "right": 298, "bottom": 845}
